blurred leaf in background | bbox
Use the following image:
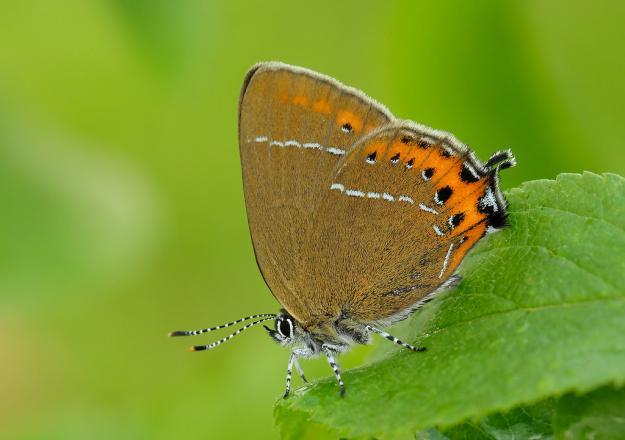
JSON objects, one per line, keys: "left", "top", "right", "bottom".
{"left": 1, "top": 1, "right": 624, "bottom": 439}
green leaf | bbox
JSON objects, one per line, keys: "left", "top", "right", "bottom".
{"left": 424, "top": 398, "right": 555, "bottom": 439}
{"left": 421, "top": 384, "right": 625, "bottom": 439}
{"left": 274, "top": 173, "right": 625, "bottom": 439}
{"left": 554, "top": 384, "right": 625, "bottom": 439}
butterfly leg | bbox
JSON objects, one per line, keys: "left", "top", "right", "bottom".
{"left": 366, "top": 325, "right": 426, "bottom": 352}
{"left": 322, "top": 346, "right": 345, "bottom": 397}
{"left": 293, "top": 356, "right": 308, "bottom": 383}
{"left": 283, "top": 352, "right": 296, "bottom": 399}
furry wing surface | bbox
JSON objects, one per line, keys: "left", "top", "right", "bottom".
{"left": 237, "top": 62, "right": 394, "bottom": 324}
{"left": 303, "top": 123, "right": 502, "bottom": 324}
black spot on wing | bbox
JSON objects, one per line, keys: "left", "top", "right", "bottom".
{"left": 435, "top": 186, "right": 453, "bottom": 204}
{"left": 460, "top": 164, "right": 481, "bottom": 183}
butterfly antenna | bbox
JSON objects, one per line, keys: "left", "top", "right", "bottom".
{"left": 169, "top": 313, "right": 277, "bottom": 337}
{"left": 188, "top": 316, "right": 277, "bottom": 352}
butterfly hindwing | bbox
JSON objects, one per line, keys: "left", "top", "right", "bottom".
{"left": 303, "top": 123, "right": 505, "bottom": 324}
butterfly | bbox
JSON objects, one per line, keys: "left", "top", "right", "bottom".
{"left": 170, "top": 62, "right": 515, "bottom": 398}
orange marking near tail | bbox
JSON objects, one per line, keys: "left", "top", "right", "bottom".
{"left": 402, "top": 146, "right": 422, "bottom": 166}
{"left": 428, "top": 152, "right": 462, "bottom": 186}
{"left": 451, "top": 206, "right": 485, "bottom": 238}
{"left": 383, "top": 139, "right": 410, "bottom": 161}
{"left": 363, "top": 140, "right": 390, "bottom": 158}
{"left": 434, "top": 159, "right": 468, "bottom": 200}
{"left": 449, "top": 222, "right": 487, "bottom": 272}
{"left": 418, "top": 149, "right": 447, "bottom": 180}
{"left": 446, "top": 178, "right": 489, "bottom": 217}
{"left": 448, "top": 186, "right": 490, "bottom": 239}
{"left": 396, "top": 139, "right": 430, "bottom": 167}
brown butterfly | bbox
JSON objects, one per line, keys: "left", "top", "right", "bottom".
{"left": 170, "top": 62, "right": 515, "bottom": 398}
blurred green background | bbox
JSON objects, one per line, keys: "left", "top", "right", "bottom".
{"left": 1, "top": 1, "right": 624, "bottom": 439}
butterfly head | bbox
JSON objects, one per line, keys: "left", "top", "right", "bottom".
{"left": 264, "top": 313, "right": 291, "bottom": 341}
{"left": 264, "top": 311, "right": 301, "bottom": 344}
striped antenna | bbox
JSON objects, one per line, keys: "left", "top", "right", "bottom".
{"left": 189, "top": 316, "right": 276, "bottom": 352}
{"left": 169, "top": 313, "right": 277, "bottom": 337}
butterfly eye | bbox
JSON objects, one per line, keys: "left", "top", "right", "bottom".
{"left": 277, "top": 318, "right": 293, "bottom": 338}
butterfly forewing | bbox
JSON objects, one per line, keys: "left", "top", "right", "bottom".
{"left": 238, "top": 62, "right": 393, "bottom": 323}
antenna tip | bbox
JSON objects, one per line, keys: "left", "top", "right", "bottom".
{"left": 169, "top": 331, "right": 187, "bottom": 337}
{"left": 189, "top": 345, "right": 206, "bottom": 352}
